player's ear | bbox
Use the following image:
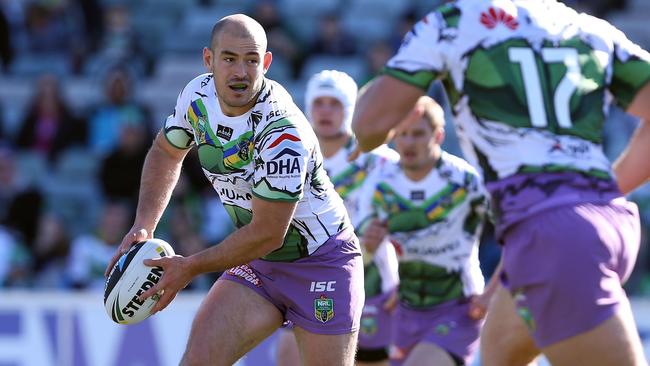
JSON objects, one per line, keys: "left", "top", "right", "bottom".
{"left": 435, "top": 127, "right": 445, "bottom": 145}
{"left": 263, "top": 51, "right": 273, "bottom": 74}
{"left": 203, "top": 47, "right": 213, "bottom": 70}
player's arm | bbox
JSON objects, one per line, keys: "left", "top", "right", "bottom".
{"left": 187, "top": 197, "right": 296, "bottom": 274}
{"left": 138, "top": 196, "right": 297, "bottom": 313}
{"left": 352, "top": 76, "right": 425, "bottom": 151}
{"left": 353, "top": 10, "right": 445, "bottom": 152}
{"left": 614, "top": 81, "right": 650, "bottom": 194}
{"left": 104, "top": 131, "right": 190, "bottom": 276}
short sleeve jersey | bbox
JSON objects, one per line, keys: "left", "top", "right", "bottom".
{"left": 358, "top": 152, "right": 488, "bottom": 308}
{"left": 164, "top": 74, "right": 350, "bottom": 262}
{"left": 323, "top": 140, "right": 399, "bottom": 228}
{"left": 385, "top": 0, "right": 650, "bottom": 183}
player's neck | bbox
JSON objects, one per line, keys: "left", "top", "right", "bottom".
{"left": 319, "top": 133, "right": 352, "bottom": 159}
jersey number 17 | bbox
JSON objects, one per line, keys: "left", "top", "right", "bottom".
{"left": 509, "top": 47, "right": 580, "bottom": 129}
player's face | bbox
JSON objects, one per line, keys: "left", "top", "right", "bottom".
{"left": 311, "top": 96, "right": 345, "bottom": 139}
{"left": 395, "top": 118, "right": 440, "bottom": 171}
{"left": 204, "top": 31, "right": 272, "bottom": 116}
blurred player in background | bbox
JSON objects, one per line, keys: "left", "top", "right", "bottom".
{"left": 358, "top": 96, "right": 491, "bottom": 366}
{"left": 352, "top": 1, "right": 650, "bottom": 365}
{"left": 105, "top": 14, "right": 364, "bottom": 366}
{"left": 277, "top": 70, "right": 399, "bottom": 366}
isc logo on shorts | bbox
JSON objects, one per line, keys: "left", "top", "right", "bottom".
{"left": 309, "top": 281, "right": 336, "bottom": 292}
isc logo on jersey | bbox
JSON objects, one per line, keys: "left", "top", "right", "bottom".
{"left": 103, "top": 239, "right": 175, "bottom": 325}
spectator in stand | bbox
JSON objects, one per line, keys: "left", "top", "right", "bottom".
{"left": 310, "top": 13, "right": 357, "bottom": 56}
{"left": 252, "top": 0, "right": 304, "bottom": 79}
{"left": 67, "top": 201, "right": 132, "bottom": 290}
{"left": 23, "top": 1, "right": 77, "bottom": 56}
{"left": 94, "top": 4, "right": 151, "bottom": 76}
{"left": 0, "top": 147, "right": 19, "bottom": 219}
{"left": 0, "top": 223, "right": 30, "bottom": 288}
{"left": 99, "top": 122, "right": 149, "bottom": 204}
{"left": 15, "top": 74, "right": 87, "bottom": 162}
{"left": 360, "top": 41, "right": 394, "bottom": 86}
{"left": 88, "top": 66, "right": 152, "bottom": 156}
{"left": 0, "top": 6, "right": 12, "bottom": 72}
{"left": 31, "top": 212, "right": 70, "bottom": 288}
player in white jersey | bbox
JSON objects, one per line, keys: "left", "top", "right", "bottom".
{"left": 358, "top": 96, "right": 492, "bottom": 366}
{"left": 104, "top": 15, "right": 364, "bottom": 366}
{"left": 352, "top": 1, "right": 650, "bottom": 365}
{"left": 276, "top": 70, "right": 400, "bottom": 366}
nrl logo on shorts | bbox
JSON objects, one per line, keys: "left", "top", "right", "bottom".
{"left": 314, "top": 295, "right": 334, "bottom": 323}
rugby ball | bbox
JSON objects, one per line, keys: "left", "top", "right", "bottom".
{"left": 104, "top": 239, "right": 175, "bottom": 325}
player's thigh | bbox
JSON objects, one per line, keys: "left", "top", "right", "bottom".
{"left": 294, "top": 325, "right": 358, "bottom": 366}
{"left": 181, "top": 279, "right": 283, "bottom": 366}
{"left": 542, "top": 300, "right": 647, "bottom": 366}
{"left": 403, "top": 342, "right": 457, "bottom": 366}
{"left": 276, "top": 328, "right": 301, "bottom": 366}
{"left": 480, "top": 285, "right": 540, "bottom": 366}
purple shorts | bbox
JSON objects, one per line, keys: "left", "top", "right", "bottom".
{"left": 501, "top": 198, "right": 640, "bottom": 347}
{"left": 358, "top": 291, "right": 394, "bottom": 350}
{"left": 220, "top": 228, "right": 364, "bottom": 335}
{"left": 389, "top": 300, "right": 481, "bottom": 366}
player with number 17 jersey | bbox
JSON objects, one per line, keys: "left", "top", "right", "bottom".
{"left": 382, "top": 0, "right": 650, "bottom": 351}
{"left": 385, "top": 0, "right": 650, "bottom": 235}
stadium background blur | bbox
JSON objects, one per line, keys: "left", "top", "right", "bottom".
{"left": 0, "top": 0, "right": 648, "bottom": 365}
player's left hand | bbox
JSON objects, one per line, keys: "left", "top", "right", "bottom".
{"left": 468, "top": 293, "right": 490, "bottom": 320}
{"left": 139, "top": 255, "right": 194, "bottom": 314}
{"left": 383, "top": 289, "right": 398, "bottom": 312}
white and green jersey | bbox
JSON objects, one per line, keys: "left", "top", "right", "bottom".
{"left": 358, "top": 152, "right": 487, "bottom": 308}
{"left": 324, "top": 139, "right": 399, "bottom": 228}
{"left": 164, "top": 74, "right": 350, "bottom": 262}
{"left": 386, "top": 0, "right": 650, "bottom": 183}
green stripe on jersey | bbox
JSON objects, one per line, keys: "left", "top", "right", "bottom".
{"left": 611, "top": 56, "right": 650, "bottom": 109}
{"left": 252, "top": 179, "right": 302, "bottom": 202}
{"left": 464, "top": 37, "right": 607, "bottom": 143}
{"left": 383, "top": 67, "right": 440, "bottom": 91}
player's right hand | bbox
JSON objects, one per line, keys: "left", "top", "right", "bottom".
{"left": 361, "top": 219, "right": 388, "bottom": 253}
{"left": 104, "top": 227, "right": 152, "bottom": 277}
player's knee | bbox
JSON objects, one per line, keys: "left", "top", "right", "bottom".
{"left": 481, "top": 331, "right": 537, "bottom": 366}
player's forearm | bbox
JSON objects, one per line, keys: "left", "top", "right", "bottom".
{"left": 613, "top": 119, "right": 650, "bottom": 194}
{"left": 352, "top": 75, "right": 424, "bottom": 151}
{"left": 133, "top": 137, "right": 185, "bottom": 233}
{"left": 186, "top": 223, "right": 283, "bottom": 275}
{"left": 353, "top": 80, "right": 395, "bottom": 151}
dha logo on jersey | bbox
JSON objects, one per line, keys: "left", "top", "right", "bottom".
{"left": 266, "top": 133, "right": 303, "bottom": 176}
{"left": 267, "top": 153, "right": 301, "bottom": 175}
{"left": 314, "top": 295, "right": 334, "bottom": 323}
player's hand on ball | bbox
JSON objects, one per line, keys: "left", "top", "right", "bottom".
{"left": 105, "top": 227, "right": 152, "bottom": 277}
{"left": 139, "top": 255, "right": 194, "bottom": 314}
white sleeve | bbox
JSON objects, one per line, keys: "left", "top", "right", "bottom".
{"left": 163, "top": 83, "right": 196, "bottom": 149}
{"left": 384, "top": 11, "right": 447, "bottom": 90}
{"left": 374, "top": 239, "right": 400, "bottom": 293}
